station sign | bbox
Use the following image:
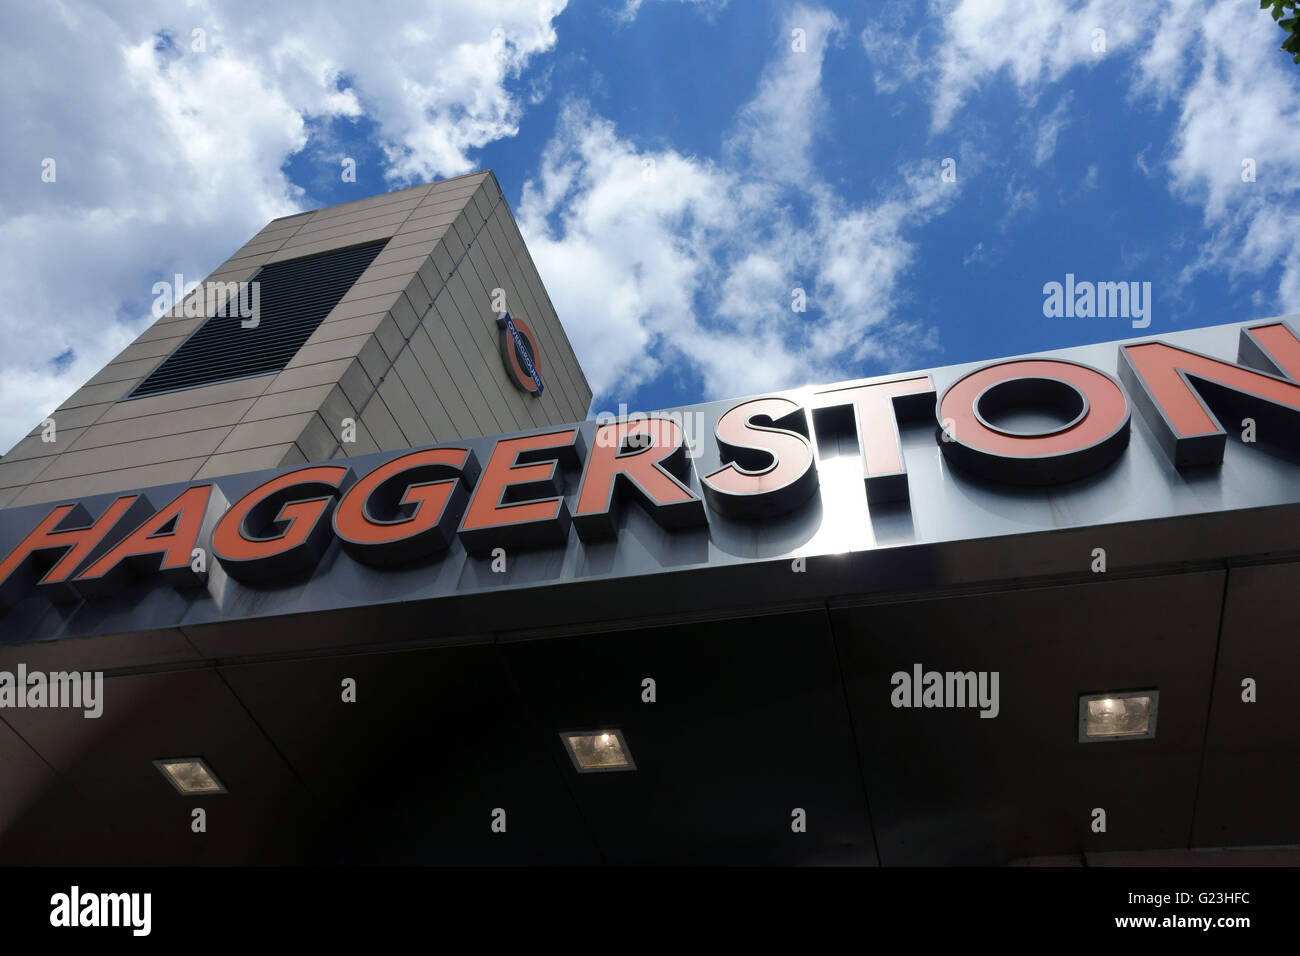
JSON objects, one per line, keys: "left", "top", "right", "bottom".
{"left": 1, "top": 321, "right": 1298, "bottom": 611}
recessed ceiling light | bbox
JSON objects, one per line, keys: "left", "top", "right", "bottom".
{"left": 560, "top": 729, "right": 636, "bottom": 773}
{"left": 1079, "top": 691, "right": 1158, "bottom": 742}
{"left": 153, "top": 757, "right": 227, "bottom": 794}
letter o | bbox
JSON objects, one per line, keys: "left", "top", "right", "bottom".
{"left": 936, "top": 359, "right": 1130, "bottom": 484}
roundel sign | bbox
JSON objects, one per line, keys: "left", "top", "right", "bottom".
{"left": 497, "top": 312, "right": 545, "bottom": 396}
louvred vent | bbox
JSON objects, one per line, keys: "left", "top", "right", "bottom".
{"left": 129, "top": 239, "right": 389, "bottom": 398}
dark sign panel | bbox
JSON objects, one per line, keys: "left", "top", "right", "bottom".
{"left": 2, "top": 319, "right": 1299, "bottom": 648}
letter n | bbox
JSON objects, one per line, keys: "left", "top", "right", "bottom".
{"left": 1119, "top": 321, "right": 1300, "bottom": 467}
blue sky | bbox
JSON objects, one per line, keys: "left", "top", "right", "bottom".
{"left": 2, "top": 0, "right": 1298, "bottom": 450}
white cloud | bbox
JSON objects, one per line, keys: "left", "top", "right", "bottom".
{"left": 867, "top": 0, "right": 1300, "bottom": 313}
{"left": 614, "top": 0, "right": 727, "bottom": 26}
{"left": 1154, "top": 3, "right": 1300, "bottom": 308}
{"left": 1133, "top": 0, "right": 1200, "bottom": 105}
{"left": 0, "top": 1, "right": 566, "bottom": 454}
{"left": 923, "top": 0, "right": 1145, "bottom": 133}
{"left": 1161, "top": 4, "right": 1300, "bottom": 221}
{"left": 998, "top": 180, "right": 1039, "bottom": 231}
{"left": 963, "top": 241, "right": 986, "bottom": 268}
{"left": 1131, "top": 2, "right": 1300, "bottom": 308}
{"left": 519, "top": 6, "right": 962, "bottom": 406}
{"left": 726, "top": 7, "right": 845, "bottom": 185}
{"left": 1033, "top": 94, "right": 1073, "bottom": 166}
{"left": 860, "top": 0, "right": 926, "bottom": 94}
{"left": 1134, "top": 146, "right": 1153, "bottom": 177}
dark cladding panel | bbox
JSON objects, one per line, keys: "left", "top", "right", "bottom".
{"left": 1192, "top": 562, "right": 1300, "bottom": 848}
{"left": 0, "top": 716, "right": 56, "bottom": 844}
{"left": 501, "top": 609, "right": 877, "bottom": 865}
{"left": 128, "top": 240, "right": 388, "bottom": 398}
{"left": 217, "top": 644, "right": 597, "bottom": 864}
{"left": 832, "top": 571, "right": 1224, "bottom": 865}
{"left": 0, "top": 668, "right": 312, "bottom": 865}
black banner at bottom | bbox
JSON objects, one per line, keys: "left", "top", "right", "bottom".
{"left": 0, "top": 864, "right": 1285, "bottom": 942}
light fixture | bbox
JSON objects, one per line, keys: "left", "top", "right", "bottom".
{"left": 560, "top": 729, "right": 636, "bottom": 773}
{"left": 153, "top": 757, "right": 227, "bottom": 794}
{"left": 1078, "top": 690, "right": 1158, "bottom": 742}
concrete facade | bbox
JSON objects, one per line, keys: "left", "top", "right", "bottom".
{"left": 0, "top": 171, "right": 592, "bottom": 509}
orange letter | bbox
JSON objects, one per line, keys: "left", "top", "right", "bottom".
{"left": 0, "top": 495, "right": 151, "bottom": 607}
{"left": 938, "top": 359, "right": 1129, "bottom": 485}
{"left": 574, "top": 418, "right": 706, "bottom": 539}
{"left": 334, "top": 447, "right": 480, "bottom": 566}
{"left": 213, "top": 466, "right": 353, "bottom": 583}
{"left": 75, "top": 485, "right": 216, "bottom": 597}
{"left": 458, "top": 430, "right": 581, "bottom": 556}
{"left": 813, "top": 376, "right": 934, "bottom": 503}
{"left": 1119, "top": 322, "right": 1300, "bottom": 466}
{"left": 701, "top": 398, "right": 817, "bottom": 519}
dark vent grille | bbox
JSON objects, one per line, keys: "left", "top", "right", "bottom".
{"left": 128, "top": 239, "right": 389, "bottom": 398}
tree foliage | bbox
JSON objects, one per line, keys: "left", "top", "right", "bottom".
{"left": 1262, "top": 0, "right": 1300, "bottom": 63}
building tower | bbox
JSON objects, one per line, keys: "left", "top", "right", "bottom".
{"left": 0, "top": 171, "right": 591, "bottom": 509}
